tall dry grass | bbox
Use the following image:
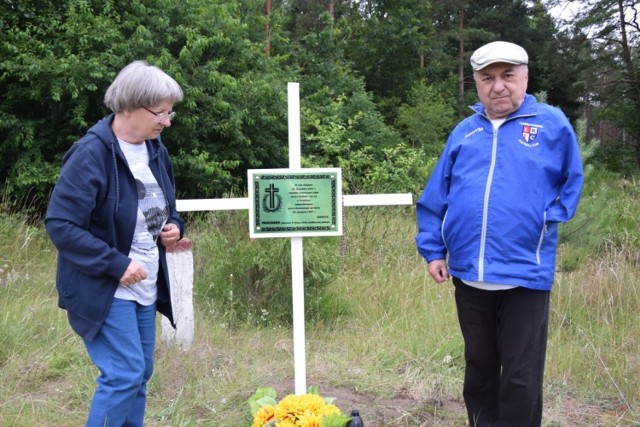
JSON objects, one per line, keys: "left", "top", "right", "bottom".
{"left": 1, "top": 171, "right": 639, "bottom": 426}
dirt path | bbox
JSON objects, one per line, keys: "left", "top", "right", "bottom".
{"left": 269, "top": 380, "right": 468, "bottom": 426}
{"left": 268, "top": 380, "right": 636, "bottom": 426}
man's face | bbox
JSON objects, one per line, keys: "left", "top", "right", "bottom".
{"left": 474, "top": 63, "right": 528, "bottom": 119}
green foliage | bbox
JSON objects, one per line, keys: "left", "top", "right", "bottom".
{"left": 592, "top": 140, "right": 639, "bottom": 176}
{"left": 590, "top": 98, "right": 640, "bottom": 175}
{"left": 395, "top": 79, "right": 457, "bottom": 156}
{"left": 365, "top": 144, "right": 436, "bottom": 197}
{"left": 276, "top": 3, "right": 426, "bottom": 197}
{"left": 547, "top": 110, "right": 603, "bottom": 271}
{"left": 337, "top": 0, "right": 434, "bottom": 107}
{"left": 301, "top": 94, "right": 432, "bottom": 195}
{"left": 3, "top": 155, "right": 60, "bottom": 214}
{"left": 171, "top": 150, "right": 240, "bottom": 198}
{"left": 247, "top": 386, "right": 278, "bottom": 415}
{"left": 570, "top": 0, "right": 640, "bottom": 166}
{"left": 124, "top": 0, "right": 292, "bottom": 196}
{"left": 0, "top": 0, "right": 638, "bottom": 213}
{"left": 574, "top": 118, "right": 600, "bottom": 178}
{"left": 558, "top": 168, "right": 640, "bottom": 271}
{"left": 0, "top": 0, "right": 125, "bottom": 207}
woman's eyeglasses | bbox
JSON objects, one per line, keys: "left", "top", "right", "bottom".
{"left": 142, "top": 106, "right": 176, "bottom": 121}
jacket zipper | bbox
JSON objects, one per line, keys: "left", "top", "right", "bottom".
{"left": 478, "top": 126, "right": 499, "bottom": 281}
{"left": 473, "top": 108, "right": 538, "bottom": 280}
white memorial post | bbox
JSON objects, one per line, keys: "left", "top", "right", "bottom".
{"left": 171, "top": 83, "right": 412, "bottom": 395}
{"left": 288, "top": 84, "right": 306, "bottom": 395}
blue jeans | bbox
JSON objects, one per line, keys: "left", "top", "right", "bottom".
{"left": 83, "top": 298, "right": 157, "bottom": 427}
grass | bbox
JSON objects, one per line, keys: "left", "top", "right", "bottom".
{"left": 1, "top": 171, "right": 639, "bottom": 426}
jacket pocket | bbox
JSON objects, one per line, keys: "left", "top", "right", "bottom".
{"left": 441, "top": 209, "right": 449, "bottom": 250}
{"left": 536, "top": 211, "right": 547, "bottom": 264}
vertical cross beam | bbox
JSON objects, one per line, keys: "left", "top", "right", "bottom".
{"left": 288, "top": 83, "right": 307, "bottom": 394}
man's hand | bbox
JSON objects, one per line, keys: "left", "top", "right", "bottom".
{"left": 120, "top": 260, "right": 148, "bottom": 286}
{"left": 428, "top": 259, "right": 449, "bottom": 283}
{"left": 159, "top": 223, "right": 180, "bottom": 248}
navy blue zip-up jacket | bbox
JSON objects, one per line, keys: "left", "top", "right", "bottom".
{"left": 416, "top": 95, "right": 583, "bottom": 290}
{"left": 45, "top": 114, "right": 185, "bottom": 341}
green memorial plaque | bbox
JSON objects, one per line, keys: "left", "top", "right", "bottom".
{"left": 248, "top": 168, "right": 343, "bottom": 238}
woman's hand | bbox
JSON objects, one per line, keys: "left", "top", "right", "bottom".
{"left": 159, "top": 223, "right": 180, "bottom": 248}
{"left": 120, "top": 261, "right": 148, "bottom": 286}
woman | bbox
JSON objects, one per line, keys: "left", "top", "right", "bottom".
{"left": 45, "top": 60, "right": 185, "bottom": 426}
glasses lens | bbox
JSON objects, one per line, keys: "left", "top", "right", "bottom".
{"left": 144, "top": 106, "right": 175, "bottom": 121}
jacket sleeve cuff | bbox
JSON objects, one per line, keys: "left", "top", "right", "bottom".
{"left": 109, "top": 253, "right": 131, "bottom": 281}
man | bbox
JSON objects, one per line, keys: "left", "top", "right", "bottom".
{"left": 415, "top": 41, "right": 583, "bottom": 426}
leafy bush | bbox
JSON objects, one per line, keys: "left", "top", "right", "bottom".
{"left": 189, "top": 210, "right": 347, "bottom": 326}
{"left": 395, "top": 79, "right": 457, "bottom": 157}
{"left": 558, "top": 168, "right": 640, "bottom": 271}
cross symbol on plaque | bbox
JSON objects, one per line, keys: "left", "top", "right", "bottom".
{"left": 176, "top": 83, "right": 412, "bottom": 394}
{"left": 264, "top": 183, "right": 280, "bottom": 210}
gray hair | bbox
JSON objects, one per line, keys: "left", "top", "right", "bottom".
{"left": 104, "top": 60, "right": 183, "bottom": 113}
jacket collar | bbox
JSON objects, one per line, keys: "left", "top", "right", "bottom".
{"left": 88, "top": 114, "right": 162, "bottom": 160}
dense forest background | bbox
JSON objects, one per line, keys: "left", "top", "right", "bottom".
{"left": 1, "top": 0, "right": 639, "bottom": 210}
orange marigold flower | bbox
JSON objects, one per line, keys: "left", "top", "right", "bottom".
{"left": 298, "top": 413, "right": 323, "bottom": 427}
{"left": 253, "top": 404, "right": 276, "bottom": 427}
{"left": 275, "top": 393, "right": 324, "bottom": 421}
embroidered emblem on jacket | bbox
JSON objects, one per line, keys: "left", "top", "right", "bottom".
{"left": 522, "top": 125, "right": 538, "bottom": 142}
{"left": 518, "top": 123, "right": 543, "bottom": 147}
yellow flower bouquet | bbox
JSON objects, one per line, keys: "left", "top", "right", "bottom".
{"left": 247, "top": 386, "right": 352, "bottom": 427}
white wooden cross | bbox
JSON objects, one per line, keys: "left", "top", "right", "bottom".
{"left": 174, "top": 83, "right": 412, "bottom": 395}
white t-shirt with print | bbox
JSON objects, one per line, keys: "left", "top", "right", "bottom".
{"left": 115, "top": 139, "right": 169, "bottom": 305}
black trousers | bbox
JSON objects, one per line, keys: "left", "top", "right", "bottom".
{"left": 453, "top": 277, "right": 550, "bottom": 427}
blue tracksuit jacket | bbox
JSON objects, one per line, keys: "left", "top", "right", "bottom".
{"left": 416, "top": 94, "right": 583, "bottom": 290}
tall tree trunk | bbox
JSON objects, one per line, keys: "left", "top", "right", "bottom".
{"left": 328, "top": 0, "right": 334, "bottom": 19}
{"left": 458, "top": 8, "right": 465, "bottom": 99}
{"left": 616, "top": 0, "right": 640, "bottom": 166}
{"left": 265, "top": 0, "right": 271, "bottom": 58}
{"left": 617, "top": 0, "right": 640, "bottom": 103}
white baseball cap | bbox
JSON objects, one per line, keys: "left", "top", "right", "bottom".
{"left": 470, "top": 41, "right": 528, "bottom": 71}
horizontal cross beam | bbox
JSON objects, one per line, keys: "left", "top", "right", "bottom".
{"left": 176, "top": 193, "right": 413, "bottom": 212}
